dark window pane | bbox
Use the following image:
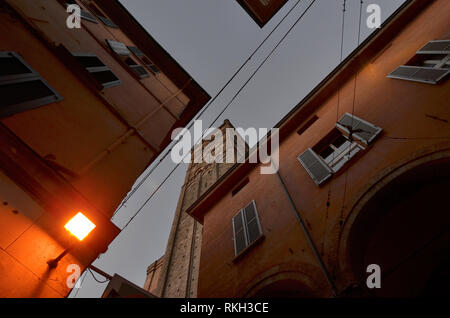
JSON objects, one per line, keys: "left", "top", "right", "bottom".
{"left": 148, "top": 64, "right": 160, "bottom": 74}
{"left": 247, "top": 219, "right": 261, "bottom": 244}
{"left": 0, "top": 80, "right": 54, "bottom": 107}
{"left": 125, "top": 57, "right": 138, "bottom": 66}
{"left": 244, "top": 203, "right": 256, "bottom": 221}
{"left": 90, "top": 70, "right": 119, "bottom": 85}
{"left": 319, "top": 146, "right": 334, "bottom": 159}
{"left": 332, "top": 134, "right": 347, "bottom": 148}
{"left": 235, "top": 230, "right": 247, "bottom": 255}
{"left": 128, "top": 46, "right": 144, "bottom": 57}
{"left": 131, "top": 65, "right": 149, "bottom": 78}
{"left": 0, "top": 57, "right": 32, "bottom": 76}
{"left": 75, "top": 55, "right": 105, "bottom": 68}
{"left": 233, "top": 213, "right": 243, "bottom": 232}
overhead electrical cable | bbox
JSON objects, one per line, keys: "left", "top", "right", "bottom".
{"left": 116, "top": 0, "right": 319, "bottom": 233}
{"left": 112, "top": 0, "right": 305, "bottom": 217}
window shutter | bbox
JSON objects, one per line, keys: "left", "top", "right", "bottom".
{"left": 337, "top": 113, "right": 382, "bottom": 145}
{"left": 387, "top": 65, "right": 450, "bottom": 84}
{"left": 243, "top": 201, "right": 262, "bottom": 244}
{"left": 72, "top": 53, "right": 121, "bottom": 88}
{"left": 106, "top": 40, "right": 130, "bottom": 56}
{"left": 98, "top": 16, "right": 118, "bottom": 28}
{"left": 232, "top": 211, "right": 247, "bottom": 255}
{"left": 130, "top": 65, "right": 149, "bottom": 78}
{"left": 128, "top": 46, "right": 145, "bottom": 57}
{"left": 0, "top": 52, "right": 62, "bottom": 118}
{"left": 298, "top": 148, "right": 333, "bottom": 185}
{"left": 416, "top": 40, "right": 450, "bottom": 54}
{"left": 80, "top": 9, "right": 98, "bottom": 23}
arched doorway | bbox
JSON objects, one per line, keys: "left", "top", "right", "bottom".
{"left": 346, "top": 157, "right": 450, "bottom": 297}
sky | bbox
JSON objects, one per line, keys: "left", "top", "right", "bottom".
{"left": 70, "top": 0, "right": 406, "bottom": 298}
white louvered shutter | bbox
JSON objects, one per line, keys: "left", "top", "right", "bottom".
{"left": 243, "top": 201, "right": 262, "bottom": 245}
{"left": 106, "top": 39, "right": 131, "bottom": 56}
{"left": 388, "top": 65, "right": 449, "bottom": 84}
{"left": 337, "top": 113, "right": 382, "bottom": 145}
{"left": 416, "top": 40, "right": 450, "bottom": 54}
{"left": 298, "top": 148, "right": 333, "bottom": 185}
{"left": 232, "top": 210, "right": 247, "bottom": 255}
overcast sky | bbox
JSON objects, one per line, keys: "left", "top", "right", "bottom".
{"left": 70, "top": 0, "right": 406, "bottom": 298}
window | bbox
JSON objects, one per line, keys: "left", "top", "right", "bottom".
{"left": 0, "top": 52, "right": 62, "bottom": 118}
{"left": 232, "top": 200, "right": 263, "bottom": 256}
{"left": 72, "top": 53, "right": 121, "bottom": 88}
{"left": 106, "top": 40, "right": 150, "bottom": 79}
{"left": 315, "top": 132, "right": 363, "bottom": 173}
{"left": 125, "top": 59, "right": 149, "bottom": 79}
{"left": 106, "top": 39, "right": 131, "bottom": 56}
{"left": 388, "top": 39, "right": 450, "bottom": 84}
{"left": 298, "top": 113, "right": 382, "bottom": 185}
{"left": 142, "top": 57, "right": 161, "bottom": 75}
{"left": 87, "top": 3, "right": 118, "bottom": 28}
{"left": 127, "top": 46, "right": 161, "bottom": 75}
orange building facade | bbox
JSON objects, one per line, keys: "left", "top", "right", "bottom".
{"left": 0, "top": 0, "right": 208, "bottom": 297}
{"left": 187, "top": 0, "right": 450, "bottom": 297}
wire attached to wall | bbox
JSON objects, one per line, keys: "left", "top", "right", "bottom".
{"left": 88, "top": 268, "right": 110, "bottom": 284}
{"left": 324, "top": 0, "right": 348, "bottom": 245}
{"left": 339, "top": 0, "right": 364, "bottom": 223}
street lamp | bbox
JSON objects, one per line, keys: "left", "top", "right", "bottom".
{"left": 64, "top": 212, "right": 96, "bottom": 241}
{"left": 47, "top": 212, "right": 96, "bottom": 268}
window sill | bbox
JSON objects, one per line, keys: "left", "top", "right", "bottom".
{"left": 232, "top": 235, "right": 265, "bottom": 264}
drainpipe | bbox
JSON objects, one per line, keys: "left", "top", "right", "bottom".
{"left": 273, "top": 160, "right": 339, "bottom": 297}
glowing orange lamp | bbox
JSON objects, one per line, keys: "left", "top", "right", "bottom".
{"left": 64, "top": 212, "right": 96, "bottom": 241}
{"left": 47, "top": 212, "right": 96, "bottom": 268}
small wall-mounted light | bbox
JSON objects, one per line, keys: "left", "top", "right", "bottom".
{"left": 64, "top": 212, "right": 96, "bottom": 241}
{"left": 47, "top": 212, "right": 96, "bottom": 269}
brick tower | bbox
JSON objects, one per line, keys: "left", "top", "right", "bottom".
{"left": 150, "top": 120, "right": 246, "bottom": 297}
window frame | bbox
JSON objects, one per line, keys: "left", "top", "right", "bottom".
{"left": 232, "top": 200, "right": 263, "bottom": 258}
{"left": 299, "top": 114, "right": 382, "bottom": 185}
{"left": 124, "top": 56, "right": 150, "bottom": 79}
{"left": 0, "top": 51, "right": 63, "bottom": 118}
{"left": 106, "top": 41, "right": 150, "bottom": 80}
{"left": 72, "top": 52, "right": 122, "bottom": 88}
{"left": 85, "top": 2, "right": 118, "bottom": 28}
{"left": 387, "top": 39, "right": 450, "bottom": 84}
{"left": 318, "top": 134, "right": 364, "bottom": 173}
{"left": 128, "top": 46, "right": 161, "bottom": 75}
